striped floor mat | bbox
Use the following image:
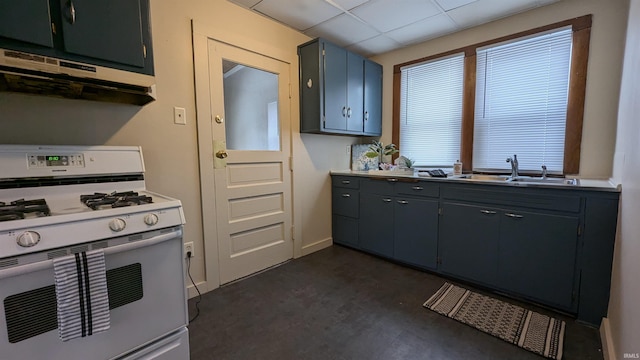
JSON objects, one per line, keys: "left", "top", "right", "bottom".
{"left": 424, "top": 282, "right": 565, "bottom": 360}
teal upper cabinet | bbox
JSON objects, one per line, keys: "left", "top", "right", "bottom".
{"left": 0, "top": 0, "right": 154, "bottom": 75}
{"left": 0, "top": 0, "right": 54, "bottom": 48}
{"left": 363, "top": 59, "right": 382, "bottom": 136}
{"left": 298, "top": 38, "right": 382, "bottom": 136}
{"left": 59, "top": 0, "right": 146, "bottom": 68}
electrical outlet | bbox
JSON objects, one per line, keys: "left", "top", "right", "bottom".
{"left": 346, "top": 145, "right": 351, "bottom": 155}
{"left": 184, "top": 242, "right": 194, "bottom": 258}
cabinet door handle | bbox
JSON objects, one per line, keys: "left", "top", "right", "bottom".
{"left": 397, "top": 200, "right": 409, "bottom": 205}
{"left": 341, "top": 180, "right": 350, "bottom": 184}
{"left": 387, "top": 178, "right": 398, "bottom": 182}
{"left": 480, "top": 210, "right": 496, "bottom": 215}
{"left": 347, "top": 107, "right": 352, "bottom": 118}
{"left": 66, "top": 0, "right": 76, "bottom": 24}
{"left": 382, "top": 198, "right": 392, "bottom": 203}
{"left": 412, "top": 186, "right": 423, "bottom": 190}
{"left": 342, "top": 106, "right": 346, "bottom": 117}
{"left": 364, "top": 111, "right": 369, "bottom": 121}
{"left": 505, "top": 213, "right": 524, "bottom": 218}
{"left": 341, "top": 194, "right": 351, "bottom": 198}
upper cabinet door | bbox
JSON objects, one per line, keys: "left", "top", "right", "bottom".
{"left": 346, "top": 52, "right": 364, "bottom": 132}
{"left": 364, "top": 59, "right": 382, "bottom": 136}
{"left": 59, "top": 0, "right": 145, "bottom": 67}
{"left": 0, "top": 0, "right": 54, "bottom": 48}
{"left": 323, "top": 41, "right": 348, "bottom": 131}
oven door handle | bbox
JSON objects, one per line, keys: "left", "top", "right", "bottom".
{"left": 0, "top": 229, "right": 183, "bottom": 280}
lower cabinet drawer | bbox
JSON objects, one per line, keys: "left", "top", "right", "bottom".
{"left": 395, "top": 181, "right": 439, "bottom": 198}
{"left": 332, "top": 176, "right": 359, "bottom": 189}
{"left": 332, "top": 188, "right": 359, "bottom": 217}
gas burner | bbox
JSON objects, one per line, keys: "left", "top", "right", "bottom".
{"left": 0, "top": 199, "right": 51, "bottom": 222}
{"left": 81, "top": 191, "right": 153, "bottom": 210}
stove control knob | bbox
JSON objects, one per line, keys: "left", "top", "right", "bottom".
{"left": 144, "top": 213, "right": 159, "bottom": 226}
{"left": 17, "top": 231, "right": 41, "bottom": 247}
{"left": 109, "top": 218, "right": 127, "bottom": 232}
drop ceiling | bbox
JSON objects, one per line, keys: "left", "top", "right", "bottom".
{"left": 229, "top": 0, "right": 561, "bottom": 56}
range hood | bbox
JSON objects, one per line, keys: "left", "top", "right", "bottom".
{"left": 0, "top": 49, "right": 155, "bottom": 106}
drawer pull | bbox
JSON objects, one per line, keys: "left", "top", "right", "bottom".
{"left": 387, "top": 178, "right": 398, "bottom": 182}
{"left": 412, "top": 186, "right": 423, "bottom": 190}
{"left": 341, "top": 194, "right": 351, "bottom": 198}
{"left": 505, "top": 213, "right": 524, "bottom": 218}
{"left": 480, "top": 210, "right": 496, "bottom": 215}
{"left": 382, "top": 198, "right": 392, "bottom": 202}
{"left": 341, "top": 180, "right": 350, "bottom": 184}
{"left": 397, "top": 200, "right": 409, "bottom": 204}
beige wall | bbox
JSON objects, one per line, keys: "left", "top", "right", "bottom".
{"left": 0, "top": 0, "right": 359, "bottom": 289}
{"left": 371, "top": 0, "right": 629, "bottom": 178}
{"left": 608, "top": 0, "right": 640, "bottom": 358}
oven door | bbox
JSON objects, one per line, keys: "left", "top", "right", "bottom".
{"left": 0, "top": 226, "right": 188, "bottom": 360}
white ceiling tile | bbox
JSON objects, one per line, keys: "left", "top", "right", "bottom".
{"left": 329, "top": 0, "right": 371, "bottom": 11}
{"left": 348, "top": 35, "right": 402, "bottom": 55}
{"left": 351, "top": 0, "right": 442, "bottom": 33}
{"left": 226, "top": 0, "right": 561, "bottom": 55}
{"left": 228, "top": 0, "right": 262, "bottom": 9}
{"left": 434, "top": 0, "right": 478, "bottom": 11}
{"left": 536, "top": 0, "right": 562, "bottom": 5}
{"left": 385, "top": 13, "right": 458, "bottom": 45}
{"left": 304, "top": 13, "right": 381, "bottom": 46}
{"left": 254, "top": 0, "right": 343, "bottom": 31}
{"left": 446, "top": 0, "right": 538, "bottom": 28}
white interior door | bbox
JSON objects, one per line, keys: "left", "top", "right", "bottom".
{"left": 207, "top": 40, "right": 293, "bottom": 284}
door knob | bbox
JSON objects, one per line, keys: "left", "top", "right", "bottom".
{"left": 216, "top": 150, "right": 228, "bottom": 159}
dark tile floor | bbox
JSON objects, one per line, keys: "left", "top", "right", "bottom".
{"left": 188, "top": 245, "right": 603, "bottom": 360}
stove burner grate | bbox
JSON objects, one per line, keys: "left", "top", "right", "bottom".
{"left": 0, "top": 199, "right": 51, "bottom": 222}
{"left": 81, "top": 191, "right": 153, "bottom": 210}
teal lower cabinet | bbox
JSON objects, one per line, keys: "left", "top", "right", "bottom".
{"left": 333, "top": 215, "right": 359, "bottom": 247}
{"left": 330, "top": 174, "right": 620, "bottom": 326}
{"left": 331, "top": 176, "right": 360, "bottom": 247}
{"left": 498, "top": 210, "right": 579, "bottom": 311}
{"left": 394, "top": 197, "right": 439, "bottom": 270}
{"left": 439, "top": 202, "right": 500, "bottom": 287}
{"left": 359, "top": 193, "right": 394, "bottom": 257}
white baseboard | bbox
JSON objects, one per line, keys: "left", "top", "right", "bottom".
{"left": 187, "top": 280, "right": 210, "bottom": 299}
{"left": 300, "top": 237, "right": 333, "bottom": 257}
{"left": 601, "top": 317, "right": 617, "bottom": 360}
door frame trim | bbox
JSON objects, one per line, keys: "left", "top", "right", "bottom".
{"left": 191, "top": 20, "right": 299, "bottom": 292}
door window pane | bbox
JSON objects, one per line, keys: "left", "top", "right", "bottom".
{"left": 223, "top": 60, "right": 280, "bottom": 151}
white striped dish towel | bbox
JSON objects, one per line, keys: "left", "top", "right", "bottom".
{"left": 53, "top": 249, "right": 110, "bottom": 341}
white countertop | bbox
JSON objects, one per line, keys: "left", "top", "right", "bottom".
{"left": 330, "top": 169, "right": 621, "bottom": 192}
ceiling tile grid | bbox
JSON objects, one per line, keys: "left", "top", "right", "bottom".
{"left": 228, "top": 0, "right": 562, "bottom": 56}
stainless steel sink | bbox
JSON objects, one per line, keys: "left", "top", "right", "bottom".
{"left": 510, "top": 177, "right": 579, "bottom": 185}
{"left": 457, "top": 174, "right": 511, "bottom": 182}
{"left": 456, "top": 174, "right": 579, "bottom": 186}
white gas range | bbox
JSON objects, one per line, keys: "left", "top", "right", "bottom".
{"left": 0, "top": 145, "right": 190, "bottom": 360}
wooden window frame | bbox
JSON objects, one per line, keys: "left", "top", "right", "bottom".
{"left": 392, "top": 15, "right": 592, "bottom": 174}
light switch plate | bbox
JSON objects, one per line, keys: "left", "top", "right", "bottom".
{"left": 174, "top": 107, "right": 186, "bottom": 125}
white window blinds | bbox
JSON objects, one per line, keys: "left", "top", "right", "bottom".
{"left": 473, "top": 28, "right": 572, "bottom": 173}
{"left": 400, "top": 54, "right": 464, "bottom": 167}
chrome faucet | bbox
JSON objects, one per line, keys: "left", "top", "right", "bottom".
{"left": 541, "top": 165, "right": 547, "bottom": 179}
{"left": 506, "top": 155, "right": 519, "bottom": 179}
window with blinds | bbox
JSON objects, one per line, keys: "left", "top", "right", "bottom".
{"left": 399, "top": 54, "right": 464, "bottom": 167}
{"left": 473, "top": 27, "right": 573, "bottom": 173}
